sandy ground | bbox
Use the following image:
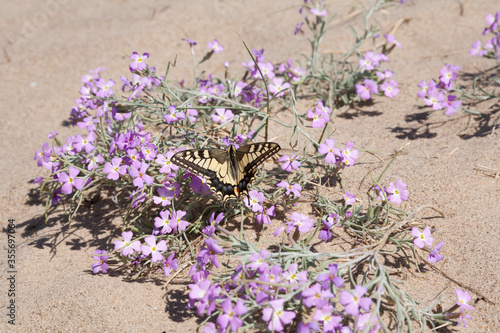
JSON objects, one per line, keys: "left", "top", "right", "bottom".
{"left": 0, "top": 0, "right": 499, "bottom": 332}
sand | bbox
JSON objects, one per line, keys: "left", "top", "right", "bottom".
{"left": 0, "top": 0, "right": 498, "bottom": 332}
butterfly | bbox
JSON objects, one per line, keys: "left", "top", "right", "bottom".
{"left": 171, "top": 142, "right": 281, "bottom": 205}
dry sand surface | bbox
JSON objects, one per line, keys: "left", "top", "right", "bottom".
{"left": 0, "top": 0, "right": 499, "bottom": 332}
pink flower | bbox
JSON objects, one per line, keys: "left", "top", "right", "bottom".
{"left": 211, "top": 108, "right": 234, "bottom": 123}
{"left": 381, "top": 79, "right": 400, "bottom": 98}
{"left": 164, "top": 105, "right": 185, "bottom": 124}
{"left": 339, "top": 285, "right": 372, "bottom": 316}
{"left": 170, "top": 210, "right": 189, "bottom": 233}
{"left": 92, "top": 249, "right": 109, "bottom": 274}
{"left": 286, "top": 212, "right": 314, "bottom": 233}
{"left": 262, "top": 299, "right": 296, "bottom": 332}
{"left": 356, "top": 79, "right": 378, "bottom": 100}
{"left": 386, "top": 179, "right": 409, "bottom": 204}
{"left": 456, "top": 289, "right": 474, "bottom": 311}
{"left": 141, "top": 235, "right": 168, "bottom": 262}
{"left": 279, "top": 154, "right": 301, "bottom": 172}
{"left": 411, "top": 226, "right": 433, "bottom": 248}
{"left": 103, "top": 157, "right": 128, "bottom": 180}
{"left": 154, "top": 210, "right": 173, "bottom": 234}
{"left": 114, "top": 231, "right": 141, "bottom": 256}
{"left": 129, "top": 161, "right": 154, "bottom": 188}
{"left": 277, "top": 181, "right": 302, "bottom": 197}
{"left": 244, "top": 190, "right": 266, "bottom": 213}
{"left": 208, "top": 39, "right": 224, "bottom": 53}
{"left": 129, "top": 52, "right": 149, "bottom": 72}
{"left": 269, "top": 77, "right": 290, "bottom": 97}
{"left": 318, "top": 139, "right": 339, "bottom": 164}
{"left": 343, "top": 191, "right": 356, "bottom": 205}
{"left": 95, "top": 79, "right": 115, "bottom": 98}
{"left": 57, "top": 166, "right": 85, "bottom": 194}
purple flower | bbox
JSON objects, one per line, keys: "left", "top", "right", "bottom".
{"left": 95, "top": 79, "right": 115, "bottom": 98}
{"left": 343, "top": 191, "right": 356, "bottom": 206}
{"left": 262, "top": 299, "right": 296, "bottom": 332}
{"left": 417, "top": 79, "right": 437, "bottom": 99}
{"left": 356, "top": 79, "right": 378, "bottom": 100}
{"left": 202, "top": 211, "right": 224, "bottom": 237}
{"left": 310, "top": 8, "right": 327, "bottom": 17}
{"left": 170, "top": 210, "right": 189, "bottom": 233}
{"left": 129, "top": 52, "right": 149, "bottom": 72}
{"left": 276, "top": 181, "right": 302, "bottom": 197}
{"left": 339, "top": 285, "right": 372, "bottom": 316}
{"left": 381, "top": 79, "right": 400, "bottom": 98}
{"left": 254, "top": 61, "right": 275, "bottom": 80}
{"left": 155, "top": 210, "right": 173, "bottom": 234}
{"left": 411, "top": 226, "right": 433, "bottom": 248}
{"left": 359, "top": 51, "right": 381, "bottom": 71}
{"left": 77, "top": 116, "right": 99, "bottom": 132}
{"left": 217, "top": 299, "right": 248, "bottom": 331}
{"left": 307, "top": 108, "right": 328, "bottom": 128}
{"left": 103, "top": 157, "right": 128, "bottom": 180}
{"left": 470, "top": 40, "right": 488, "bottom": 57}
{"left": 427, "top": 241, "right": 445, "bottom": 263}
{"left": 384, "top": 33, "right": 402, "bottom": 48}
{"left": 156, "top": 151, "right": 179, "bottom": 174}
{"left": 318, "top": 139, "right": 340, "bottom": 164}
{"left": 302, "top": 283, "right": 335, "bottom": 308}
{"left": 141, "top": 235, "right": 168, "bottom": 262}
{"left": 313, "top": 304, "right": 342, "bottom": 332}
{"left": 423, "top": 88, "right": 445, "bottom": 110}
{"left": 164, "top": 105, "right": 185, "bottom": 124}
{"left": 248, "top": 249, "right": 270, "bottom": 274}
{"left": 441, "top": 94, "right": 462, "bottom": 116}
{"left": 297, "top": 321, "right": 319, "bottom": 333}
{"left": 57, "top": 166, "right": 85, "bottom": 194}
{"left": 282, "top": 263, "right": 308, "bottom": 288}
{"left": 458, "top": 311, "right": 472, "bottom": 328}
{"left": 153, "top": 187, "right": 173, "bottom": 207}
{"left": 74, "top": 132, "right": 96, "bottom": 153}
{"left": 92, "top": 249, "right": 109, "bottom": 274}
{"left": 256, "top": 205, "right": 276, "bottom": 225}
{"left": 456, "top": 289, "right": 474, "bottom": 311}
{"left": 386, "top": 179, "right": 409, "bottom": 204}
{"left": 114, "top": 231, "right": 141, "bottom": 256}
{"left": 279, "top": 154, "right": 301, "bottom": 172}
{"left": 287, "top": 212, "right": 314, "bottom": 233}
{"left": 269, "top": 77, "right": 290, "bottom": 97}
{"left": 316, "top": 263, "right": 344, "bottom": 289}
{"left": 200, "top": 238, "right": 224, "bottom": 268}
{"left": 129, "top": 161, "right": 154, "bottom": 188}
{"left": 34, "top": 142, "right": 52, "bottom": 167}
{"left": 163, "top": 252, "right": 178, "bottom": 277}
{"left": 244, "top": 190, "right": 266, "bottom": 213}
{"left": 208, "top": 39, "right": 224, "bottom": 53}
{"left": 211, "top": 108, "right": 234, "bottom": 123}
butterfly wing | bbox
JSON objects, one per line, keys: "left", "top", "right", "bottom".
{"left": 171, "top": 148, "right": 240, "bottom": 202}
{"left": 171, "top": 142, "right": 281, "bottom": 204}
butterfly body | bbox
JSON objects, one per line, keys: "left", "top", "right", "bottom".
{"left": 171, "top": 142, "right": 280, "bottom": 204}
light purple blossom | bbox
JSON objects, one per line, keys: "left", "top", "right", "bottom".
{"left": 356, "top": 79, "right": 378, "bottom": 100}
{"left": 411, "top": 226, "right": 433, "bottom": 248}
{"left": 427, "top": 241, "right": 445, "bottom": 263}
{"left": 456, "top": 289, "right": 474, "bottom": 312}
{"left": 343, "top": 191, "right": 356, "bottom": 206}
{"left": 316, "top": 263, "right": 344, "bottom": 289}
{"left": 129, "top": 52, "right": 149, "bottom": 72}
{"left": 129, "top": 161, "right": 154, "bottom": 188}
{"left": 211, "top": 108, "right": 234, "bottom": 123}
{"left": 164, "top": 105, "right": 185, "bottom": 124}
{"left": 114, "top": 231, "right": 141, "bottom": 256}
{"left": 208, "top": 39, "right": 224, "bottom": 53}
{"left": 381, "top": 79, "right": 400, "bottom": 98}
{"left": 103, "top": 157, "right": 128, "bottom": 180}
{"left": 286, "top": 212, "right": 314, "bottom": 233}
{"left": 386, "top": 179, "right": 409, "bottom": 204}
{"left": 155, "top": 210, "right": 173, "bottom": 234}
{"left": 58, "top": 166, "right": 85, "bottom": 194}
{"left": 279, "top": 154, "right": 301, "bottom": 172}
{"left": 302, "top": 283, "right": 335, "bottom": 308}
{"left": 217, "top": 299, "right": 247, "bottom": 331}
{"left": 141, "top": 235, "right": 168, "bottom": 262}
{"left": 262, "top": 299, "right": 296, "bottom": 332}
{"left": 92, "top": 249, "right": 109, "bottom": 274}
{"left": 339, "top": 285, "right": 373, "bottom": 316}
{"left": 163, "top": 252, "right": 178, "bottom": 277}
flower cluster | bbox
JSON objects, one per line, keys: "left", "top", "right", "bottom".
{"left": 470, "top": 11, "right": 500, "bottom": 59}
{"left": 318, "top": 139, "right": 359, "bottom": 168}
{"left": 411, "top": 226, "right": 445, "bottom": 264}
{"left": 417, "top": 64, "right": 462, "bottom": 116}
{"left": 356, "top": 46, "right": 401, "bottom": 101}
